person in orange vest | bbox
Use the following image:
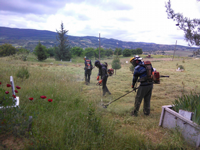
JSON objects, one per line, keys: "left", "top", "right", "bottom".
{"left": 84, "top": 56, "right": 93, "bottom": 85}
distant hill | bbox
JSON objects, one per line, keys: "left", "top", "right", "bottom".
{"left": 0, "top": 26, "right": 198, "bottom": 52}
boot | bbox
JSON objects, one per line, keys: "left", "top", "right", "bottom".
{"left": 130, "top": 110, "right": 138, "bottom": 117}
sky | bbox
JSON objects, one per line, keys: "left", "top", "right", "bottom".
{"left": 1, "top": 0, "right": 200, "bottom": 47}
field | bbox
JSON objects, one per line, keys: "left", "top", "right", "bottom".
{"left": 165, "top": 50, "right": 193, "bottom": 57}
{"left": 0, "top": 54, "right": 200, "bottom": 149}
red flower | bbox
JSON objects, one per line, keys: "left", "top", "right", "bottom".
{"left": 40, "top": 95, "right": 47, "bottom": 99}
{"left": 5, "top": 91, "right": 9, "bottom": 94}
{"left": 16, "top": 86, "right": 21, "bottom": 89}
{"left": 7, "top": 84, "right": 11, "bottom": 87}
{"left": 0, "top": 82, "right": 2, "bottom": 85}
{"left": 29, "top": 97, "right": 34, "bottom": 101}
{"left": 12, "top": 95, "right": 16, "bottom": 98}
{"left": 48, "top": 99, "right": 53, "bottom": 102}
{"left": 15, "top": 90, "right": 18, "bottom": 93}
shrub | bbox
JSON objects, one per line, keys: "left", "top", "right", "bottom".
{"left": 123, "top": 48, "right": 131, "bottom": 57}
{"left": 34, "top": 42, "right": 48, "bottom": 61}
{"left": 178, "top": 65, "right": 184, "bottom": 70}
{"left": 16, "top": 67, "right": 30, "bottom": 81}
{"left": 111, "top": 55, "right": 121, "bottom": 75}
{"left": 0, "top": 43, "right": 16, "bottom": 57}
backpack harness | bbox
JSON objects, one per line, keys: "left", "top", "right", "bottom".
{"left": 138, "top": 61, "right": 160, "bottom": 84}
{"left": 85, "top": 59, "right": 91, "bottom": 70}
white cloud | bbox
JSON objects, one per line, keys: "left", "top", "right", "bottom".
{"left": 0, "top": 0, "right": 200, "bottom": 47}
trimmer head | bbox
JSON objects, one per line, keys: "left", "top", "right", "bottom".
{"left": 102, "top": 104, "right": 108, "bottom": 108}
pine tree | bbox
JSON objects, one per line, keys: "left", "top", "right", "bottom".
{"left": 111, "top": 54, "right": 121, "bottom": 75}
{"left": 34, "top": 42, "right": 48, "bottom": 61}
{"left": 55, "top": 23, "right": 71, "bottom": 61}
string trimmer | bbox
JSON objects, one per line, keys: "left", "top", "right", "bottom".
{"left": 102, "top": 87, "right": 138, "bottom": 108}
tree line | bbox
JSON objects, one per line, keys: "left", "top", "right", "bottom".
{"left": 0, "top": 23, "right": 143, "bottom": 61}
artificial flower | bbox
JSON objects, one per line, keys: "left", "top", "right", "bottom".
{"left": 48, "top": 99, "right": 53, "bottom": 102}
{"left": 16, "top": 86, "right": 21, "bottom": 89}
{"left": 29, "top": 97, "right": 34, "bottom": 101}
{"left": 40, "top": 95, "right": 47, "bottom": 99}
{"left": 7, "top": 84, "right": 11, "bottom": 87}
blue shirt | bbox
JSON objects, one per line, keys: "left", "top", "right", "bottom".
{"left": 132, "top": 61, "right": 153, "bottom": 86}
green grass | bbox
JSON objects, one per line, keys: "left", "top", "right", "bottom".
{"left": 0, "top": 55, "right": 199, "bottom": 149}
{"left": 173, "top": 93, "right": 200, "bottom": 124}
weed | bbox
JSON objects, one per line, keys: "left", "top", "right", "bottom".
{"left": 172, "top": 92, "right": 200, "bottom": 124}
{"left": 16, "top": 66, "right": 29, "bottom": 81}
{"left": 178, "top": 65, "right": 185, "bottom": 70}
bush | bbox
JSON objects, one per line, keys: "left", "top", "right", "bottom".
{"left": 34, "top": 42, "right": 48, "bottom": 61}
{"left": 112, "top": 55, "right": 121, "bottom": 75}
{"left": 123, "top": 48, "right": 131, "bottom": 57}
{"left": 0, "top": 43, "right": 16, "bottom": 57}
{"left": 16, "top": 67, "right": 30, "bottom": 81}
{"left": 178, "top": 65, "right": 185, "bottom": 70}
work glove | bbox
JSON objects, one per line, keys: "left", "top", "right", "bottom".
{"left": 96, "top": 79, "right": 102, "bottom": 86}
{"left": 99, "top": 79, "right": 102, "bottom": 84}
{"left": 97, "top": 76, "right": 99, "bottom": 81}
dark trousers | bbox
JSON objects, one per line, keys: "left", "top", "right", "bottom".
{"left": 85, "top": 69, "right": 91, "bottom": 83}
{"left": 134, "top": 84, "right": 153, "bottom": 115}
{"left": 102, "top": 76, "right": 110, "bottom": 95}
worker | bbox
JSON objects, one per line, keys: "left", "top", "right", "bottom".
{"left": 95, "top": 60, "right": 111, "bottom": 96}
{"left": 130, "top": 55, "right": 154, "bottom": 116}
{"left": 84, "top": 56, "right": 93, "bottom": 85}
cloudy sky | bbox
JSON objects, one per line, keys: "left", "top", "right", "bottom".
{"left": 1, "top": 0, "right": 200, "bottom": 46}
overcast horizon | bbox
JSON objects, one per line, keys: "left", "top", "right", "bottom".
{"left": 1, "top": 0, "right": 200, "bottom": 47}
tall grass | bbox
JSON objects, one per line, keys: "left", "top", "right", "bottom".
{"left": 0, "top": 56, "right": 197, "bottom": 149}
{"left": 172, "top": 92, "right": 200, "bottom": 124}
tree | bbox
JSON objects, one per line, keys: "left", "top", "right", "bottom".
{"left": 166, "top": 0, "right": 200, "bottom": 47}
{"left": 94, "top": 48, "right": 105, "bottom": 59}
{"left": 55, "top": 23, "right": 71, "bottom": 61}
{"left": 0, "top": 43, "right": 16, "bottom": 57}
{"left": 136, "top": 48, "right": 143, "bottom": 54}
{"left": 131, "top": 49, "right": 137, "bottom": 55}
{"left": 71, "top": 46, "right": 83, "bottom": 56}
{"left": 111, "top": 54, "right": 121, "bottom": 75}
{"left": 84, "top": 47, "right": 95, "bottom": 58}
{"left": 34, "top": 42, "right": 48, "bottom": 61}
{"left": 114, "top": 48, "right": 122, "bottom": 55}
{"left": 47, "top": 47, "right": 55, "bottom": 57}
{"left": 105, "top": 48, "right": 113, "bottom": 57}
{"left": 123, "top": 48, "right": 131, "bottom": 57}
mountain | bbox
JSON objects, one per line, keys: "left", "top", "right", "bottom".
{"left": 0, "top": 26, "right": 198, "bottom": 52}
